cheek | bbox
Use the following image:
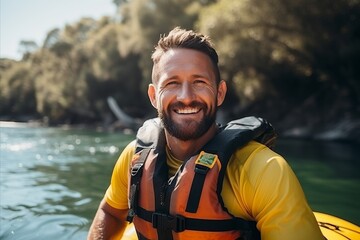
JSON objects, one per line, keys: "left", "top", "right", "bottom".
{"left": 157, "top": 90, "right": 172, "bottom": 109}
{"left": 196, "top": 86, "right": 218, "bottom": 104}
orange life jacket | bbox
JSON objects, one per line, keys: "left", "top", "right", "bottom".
{"left": 128, "top": 117, "right": 276, "bottom": 240}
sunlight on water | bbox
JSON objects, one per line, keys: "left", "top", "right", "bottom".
{"left": 0, "top": 124, "right": 359, "bottom": 239}
{"left": 0, "top": 125, "right": 134, "bottom": 240}
{"left": 2, "top": 142, "right": 35, "bottom": 152}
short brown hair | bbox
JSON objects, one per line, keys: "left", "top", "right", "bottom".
{"left": 151, "top": 27, "right": 221, "bottom": 84}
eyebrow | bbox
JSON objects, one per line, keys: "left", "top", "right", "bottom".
{"left": 165, "top": 74, "right": 209, "bottom": 81}
{"left": 192, "top": 74, "right": 209, "bottom": 80}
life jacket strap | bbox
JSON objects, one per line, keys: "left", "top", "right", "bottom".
{"left": 136, "top": 206, "right": 255, "bottom": 233}
{"left": 131, "top": 148, "right": 151, "bottom": 177}
{"left": 186, "top": 152, "right": 218, "bottom": 213}
{"left": 185, "top": 165, "right": 208, "bottom": 213}
{"left": 127, "top": 148, "right": 151, "bottom": 222}
{"left": 152, "top": 212, "right": 186, "bottom": 233}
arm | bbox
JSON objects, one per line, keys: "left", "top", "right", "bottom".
{"left": 243, "top": 144, "right": 324, "bottom": 239}
{"left": 88, "top": 141, "right": 137, "bottom": 240}
{"left": 225, "top": 142, "right": 324, "bottom": 240}
{"left": 87, "top": 198, "right": 128, "bottom": 240}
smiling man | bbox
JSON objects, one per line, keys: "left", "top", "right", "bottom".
{"left": 149, "top": 47, "right": 226, "bottom": 160}
{"left": 88, "top": 27, "right": 324, "bottom": 240}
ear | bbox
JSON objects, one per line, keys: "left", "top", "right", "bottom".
{"left": 216, "top": 80, "right": 227, "bottom": 106}
{"left": 148, "top": 83, "right": 157, "bottom": 108}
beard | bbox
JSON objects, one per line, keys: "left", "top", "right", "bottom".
{"left": 159, "top": 101, "right": 217, "bottom": 141}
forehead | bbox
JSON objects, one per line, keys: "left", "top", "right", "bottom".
{"left": 153, "top": 48, "right": 215, "bottom": 83}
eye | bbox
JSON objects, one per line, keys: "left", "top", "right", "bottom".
{"left": 193, "top": 79, "right": 207, "bottom": 85}
{"left": 161, "top": 80, "right": 180, "bottom": 89}
{"left": 166, "top": 80, "right": 179, "bottom": 86}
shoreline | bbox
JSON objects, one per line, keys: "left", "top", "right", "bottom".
{"left": 1, "top": 119, "right": 359, "bottom": 144}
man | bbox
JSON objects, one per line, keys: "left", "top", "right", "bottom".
{"left": 88, "top": 27, "right": 324, "bottom": 239}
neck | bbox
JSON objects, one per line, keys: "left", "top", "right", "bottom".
{"left": 165, "top": 123, "right": 218, "bottom": 161}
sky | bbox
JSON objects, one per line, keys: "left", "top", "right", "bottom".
{"left": 0, "top": 0, "right": 115, "bottom": 60}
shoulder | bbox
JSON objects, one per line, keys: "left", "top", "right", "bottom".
{"left": 225, "top": 141, "right": 323, "bottom": 238}
{"left": 113, "top": 140, "right": 136, "bottom": 175}
{"left": 105, "top": 140, "right": 136, "bottom": 209}
{"left": 224, "top": 141, "right": 297, "bottom": 215}
{"left": 228, "top": 141, "right": 287, "bottom": 174}
{"left": 232, "top": 141, "right": 295, "bottom": 187}
{"left": 121, "top": 140, "right": 136, "bottom": 159}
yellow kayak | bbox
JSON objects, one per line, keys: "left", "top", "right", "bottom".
{"left": 315, "top": 212, "right": 360, "bottom": 240}
{"left": 122, "top": 222, "right": 137, "bottom": 240}
{"left": 122, "top": 212, "right": 360, "bottom": 239}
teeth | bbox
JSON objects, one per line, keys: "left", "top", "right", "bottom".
{"left": 176, "top": 108, "right": 199, "bottom": 114}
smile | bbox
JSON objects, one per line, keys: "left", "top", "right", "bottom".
{"left": 175, "top": 107, "right": 201, "bottom": 114}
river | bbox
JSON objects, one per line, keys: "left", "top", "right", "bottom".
{"left": 0, "top": 122, "right": 359, "bottom": 239}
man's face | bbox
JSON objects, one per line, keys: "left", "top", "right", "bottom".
{"left": 148, "top": 48, "right": 226, "bottom": 141}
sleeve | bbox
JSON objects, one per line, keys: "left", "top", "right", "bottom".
{"left": 104, "top": 140, "right": 136, "bottom": 210}
{"left": 233, "top": 142, "right": 324, "bottom": 240}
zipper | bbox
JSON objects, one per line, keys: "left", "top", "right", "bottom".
{"left": 160, "top": 183, "right": 167, "bottom": 208}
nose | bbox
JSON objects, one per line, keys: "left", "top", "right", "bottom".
{"left": 177, "top": 82, "right": 195, "bottom": 103}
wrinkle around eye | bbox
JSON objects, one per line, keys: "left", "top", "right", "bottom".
{"left": 193, "top": 79, "right": 207, "bottom": 85}
{"left": 160, "top": 78, "right": 181, "bottom": 88}
{"left": 166, "top": 81, "right": 180, "bottom": 86}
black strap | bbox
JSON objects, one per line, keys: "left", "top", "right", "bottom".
{"left": 185, "top": 164, "right": 210, "bottom": 213}
{"left": 127, "top": 148, "right": 151, "bottom": 222}
{"left": 208, "top": 117, "right": 275, "bottom": 210}
{"left": 185, "top": 117, "right": 275, "bottom": 215}
{"left": 131, "top": 148, "right": 151, "bottom": 178}
{"left": 152, "top": 150, "right": 173, "bottom": 240}
{"left": 136, "top": 206, "right": 254, "bottom": 233}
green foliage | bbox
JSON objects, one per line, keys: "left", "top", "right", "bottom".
{"left": 18, "top": 40, "right": 39, "bottom": 57}
{"left": 0, "top": 60, "right": 37, "bottom": 116}
{"left": 116, "top": 0, "right": 200, "bottom": 84}
{"left": 197, "top": 0, "right": 360, "bottom": 109}
{"left": 0, "top": 0, "right": 359, "bottom": 126}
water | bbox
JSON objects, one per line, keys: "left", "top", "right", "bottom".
{"left": 0, "top": 123, "right": 359, "bottom": 239}
{"left": 275, "top": 139, "right": 360, "bottom": 225}
{"left": 0, "top": 123, "right": 134, "bottom": 240}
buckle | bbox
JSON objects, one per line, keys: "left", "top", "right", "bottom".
{"left": 172, "top": 215, "right": 185, "bottom": 232}
{"left": 152, "top": 213, "right": 186, "bottom": 232}
{"left": 126, "top": 209, "right": 135, "bottom": 222}
{"left": 131, "top": 162, "right": 143, "bottom": 176}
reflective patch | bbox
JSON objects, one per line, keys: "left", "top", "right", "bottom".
{"left": 195, "top": 151, "right": 218, "bottom": 169}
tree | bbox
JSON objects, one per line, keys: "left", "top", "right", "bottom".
{"left": 198, "top": 0, "right": 360, "bottom": 107}
{"left": 0, "top": 61, "right": 37, "bottom": 117}
{"left": 18, "top": 40, "right": 39, "bottom": 59}
{"left": 43, "top": 28, "right": 60, "bottom": 49}
{"left": 1, "top": 0, "right": 358, "bottom": 130}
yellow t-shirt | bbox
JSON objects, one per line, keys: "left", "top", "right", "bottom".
{"left": 105, "top": 140, "right": 324, "bottom": 240}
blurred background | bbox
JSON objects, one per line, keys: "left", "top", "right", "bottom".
{"left": 1, "top": 0, "right": 359, "bottom": 140}
{"left": 1, "top": 0, "right": 359, "bottom": 239}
